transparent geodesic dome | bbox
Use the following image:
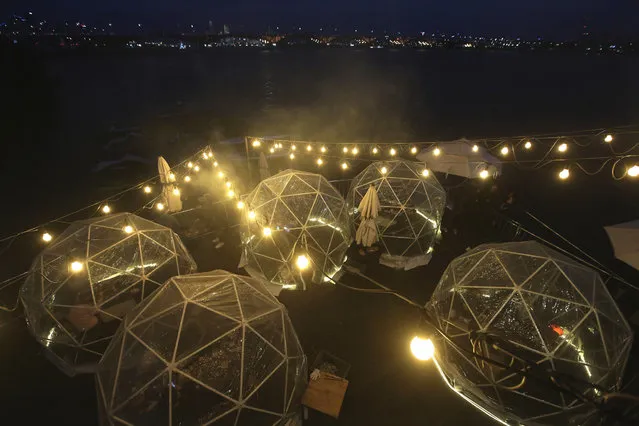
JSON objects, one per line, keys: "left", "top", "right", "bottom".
{"left": 347, "top": 160, "right": 446, "bottom": 265}
{"left": 427, "top": 241, "right": 633, "bottom": 425}
{"left": 241, "top": 170, "right": 351, "bottom": 290}
{"left": 20, "top": 212, "right": 197, "bottom": 376}
{"left": 96, "top": 270, "right": 307, "bottom": 426}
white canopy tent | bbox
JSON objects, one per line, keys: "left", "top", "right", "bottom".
{"left": 605, "top": 219, "right": 639, "bottom": 271}
{"left": 416, "top": 138, "right": 501, "bottom": 179}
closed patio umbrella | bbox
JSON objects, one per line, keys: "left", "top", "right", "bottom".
{"left": 157, "top": 156, "right": 182, "bottom": 212}
{"left": 356, "top": 185, "right": 380, "bottom": 247}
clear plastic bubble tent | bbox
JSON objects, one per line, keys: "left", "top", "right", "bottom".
{"left": 347, "top": 160, "right": 446, "bottom": 261}
{"left": 96, "top": 270, "right": 307, "bottom": 426}
{"left": 241, "top": 169, "right": 350, "bottom": 289}
{"left": 427, "top": 241, "right": 633, "bottom": 425}
{"left": 20, "top": 212, "right": 197, "bottom": 376}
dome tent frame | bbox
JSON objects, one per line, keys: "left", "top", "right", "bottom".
{"left": 96, "top": 271, "right": 307, "bottom": 426}
{"left": 241, "top": 169, "right": 351, "bottom": 290}
{"left": 427, "top": 241, "right": 633, "bottom": 425}
{"left": 20, "top": 212, "right": 197, "bottom": 376}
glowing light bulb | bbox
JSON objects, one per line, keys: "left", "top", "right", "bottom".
{"left": 169, "top": 172, "right": 176, "bottom": 181}
{"left": 42, "top": 232, "right": 52, "bottom": 242}
{"left": 227, "top": 190, "right": 235, "bottom": 198}
{"left": 433, "top": 147, "right": 441, "bottom": 156}
{"left": 252, "top": 139, "right": 261, "bottom": 147}
{"left": 213, "top": 161, "right": 218, "bottom": 167}
{"left": 184, "top": 175, "right": 191, "bottom": 183}
{"left": 559, "top": 168, "right": 570, "bottom": 180}
{"left": 202, "top": 153, "right": 209, "bottom": 159}
{"left": 269, "top": 147, "right": 275, "bottom": 154}
{"left": 262, "top": 227, "right": 272, "bottom": 237}
{"left": 320, "top": 146, "right": 327, "bottom": 153}
{"left": 236, "top": 201, "right": 245, "bottom": 209}
{"left": 479, "top": 169, "right": 489, "bottom": 180}
{"left": 628, "top": 165, "right": 639, "bottom": 177}
{"left": 372, "top": 147, "right": 379, "bottom": 154}
{"left": 70, "top": 261, "right": 84, "bottom": 273}
{"left": 472, "top": 145, "right": 479, "bottom": 153}
{"left": 101, "top": 205, "right": 111, "bottom": 214}
{"left": 410, "top": 146, "right": 418, "bottom": 154}
{"left": 351, "top": 147, "right": 359, "bottom": 155}
{"left": 143, "top": 185, "right": 152, "bottom": 194}
{"left": 389, "top": 148, "right": 397, "bottom": 156}
{"left": 194, "top": 165, "right": 200, "bottom": 172}
{"left": 316, "top": 158, "right": 323, "bottom": 166}
{"left": 307, "top": 145, "right": 312, "bottom": 152}
{"left": 290, "top": 153, "right": 295, "bottom": 160}
{"left": 291, "top": 144, "right": 296, "bottom": 151}
{"left": 248, "top": 210, "right": 256, "bottom": 220}
{"left": 524, "top": 141, "right": 532, "bottom": 150}
{"left": 341, "top": 162, "right": 349, "bottom": 170}
{"left": 172, "top": 188, "right": 180, "bottom": 196}
{"left": 225, "top": 181, "right": 232, "bottom": 188}
{"left": 123, "top": 225, "right": 134, "bottom": 234}
{"left": 380, "top": 166, "right": 388, "bottom": 175}
{"left": 557, "top": 143, "right": 568, "bottom": 153}
{"left": 500, "top": 146, "right": 509, "bottom": 156}
{"left": 421, "top": 169, "right": 429, "bottom": 177}
{"left": 410, "top": 337, "right": 435, "bottom": 361}
{"left": 343, "top": 147, "right": 349, "bottom": 153}
{"left": 296, "top": 254, "right": 310, "bottom": 270}
{"left": 604, "top": 134, "right": 613, "bottom": 143}
{"left": 218, "top": 171, "right": 224, "bottom": 179}
{"left": 207, "top": 151, "right": 213, "bottom": 157}
{"left": 187, "top": 162, "right": 193, "bottom": 168}
{"left": 156, "top": 202, "right": 165, "bottom": 211}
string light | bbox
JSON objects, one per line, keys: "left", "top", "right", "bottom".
{"left": 184, "top": 175, "right": 191, "bottom": 183}
{"left": 225, "top": 181, "right": 232, "bottom": 188}
{"left": 101, "top": 205, "right": 111, "bottom": 214}
{"left": 380, "top": 166, "right": 388, "bottom": 175}
{"left": 410, "top": 337, "right": 435, "bottom": 361}
{"left": 269, "top": 147, "right": 275, "bottom": 154}
{"left": 558, "top": 168, "right": 570, "bottom": 180}
{"left": 524, "top": 141, "right": 532, "bottom": 150}
{"left": 372, "top": 147, "right": 379, "bottom": 154}
{"left": 410, "top": 146, "right": 418, "bottom": 154}
{"left": 207, "top": 151, "right": 213, "bottom": 158}
{"left": 248, "top": 210, "right": 256, "bottom": 220}
{"left": 172, "top": 188, "right": 180, "bottom": 196}
{"left": 227, "top": 190, "right": 235, "bottom": 198}
{"left": 604, "top": 134, "right": 613, "bottom": 143}
{"left": 194, "top": 165, "right": 200, "bottom": 172}
{"left": 252, "top": 139, "right": 261, "bottom": 147}
{"left": 320, "top": 146, "right": 327, "bottom": 153}
{"left": 70, "top": 261, "right": 84, "bottom": 273}
{"left": 236, "top": 201, "right": 245, "bottom": 209}
{"left": 433, "top": 147, "right": 441, "bottom": 156}
{"left": 341, "top": 162, "right": 349, "bottom": 170}
{"left": 169, "top": 172, "right": 176, "bottom": 182}
{"left": 42, "top": 232, "right": 52, "bottom": 243}
{"left": 421, "top": 169, "right": 429, "bottom": 177}
{"left": 479, "top": 169, "right": 489, "bottom": 180}
{"left": 212, "top": 161, "right": 218, "bottom": 167}
{"left": 218, "top": 171, "right": 224, "bottom": 179}
{"left": 627, "top": 165, "right": 639, "bottom": 178}
{"left": 307, "top": 145, "right": 313, "bottom": 152}
{"left": 156, "top": 202, "right": 165, "bottom": 211}
{"left": 123, "top": 225, "right": 134, "bottom": 234}
{"left": 262, "top": 227, "right": 272, "bottom": 237}
{"left": 343, "top": 147, "right": 349, "bottom": 153}
{"left": 472, "top": 145, "right": 479, "bottom": 153}
{"left": 316, "top": 158, "right": 324, "bottom": 166}
{"left": 389, "top": 148, "right": 397, "bottom": 156}
{"left": 143, "top": 185, "right": 152, "bottom": 194}
{"left": 289, "top": 153, "right": 295, "bottom": 160}
{"left": 202, "top": 153, "right": 209, "bottom": 160}
{"left": 187, "top": 162, "right": 193, "bottom": 168}
{"left": 296, "top": 254, "right": 310, "bottom": 270}
{"left": 351, "top": 147, "right": 359, "bottom": 155}
{"left": 500, "top": 146, "right": 509, "bottom": 156}
{"left": 291, "top": 144, "right": 297, "bottom": 151}
{"left": 557, "top": 143, "right": 568, "bottom": 153}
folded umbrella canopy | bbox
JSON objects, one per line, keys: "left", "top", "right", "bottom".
{"left": 356, "top": 185, "right": 380, "bottom": 247}
{"left": 157, "top": 156, "right": 182, "bottom": 212}
{"left": 605, "top": 219, "right": 639, "bottom": 270}
{"left": 416, "top": 138, "right": 501, "bottom": 178}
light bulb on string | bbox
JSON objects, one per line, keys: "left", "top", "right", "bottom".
{"left": 500, "top": 146, "right": 509, "bottom": 156}
{"left": 184, "top": 175, "right": 191, "bottom": 183}
{"left": 627, "top": 165, "right": 639, "bottom": 178}
{"left": 351, "top": 147, "right": 359, "bottom": 155}
{"left": 524, "top": 141, "right": 532, "bottom": 150}
{"left": 421, "top": 169, "right": 429, "bottom": 177}
{"left": 320, "top": 146, "right": 327, "bottom": 153}
{"left": 169, "top": 172, "right": 176, "bottom": 182}
{"left": 269, "top": 147, "right": 275, "bottom": 154}
{"left": 604, "top": 134, "right": 613, "bottom": 143}
{"left": 42, "top": 232, "right": 52, "bottom": 243}
{"left": 291, "top": 144, "right": 296, "bottom": 151}
{"left": 227, "top": 189, "right": 235, "bottom": 198}
{"left": 218, "top": 171, "right": 224, "bottom": 179}
{"left": 225, "top": 181, "right": 232, "bottom": 188}
{"left": 380, "top": 166, "right": 388, "bottom": 175}
{"left": 123, "top": 225, "right": 134, "bottom": 234}
{"left": 410, "top": 336, "right": 435, "bottom": 361}
{"left": 289, "top": 153, "right": 295, "bottom": 160}
{"left": 207, "top": 151, "right": 213, "bottom": 158}
{"left": 389, "top": 148, "right": 397, "bottom": 156}
{"left": 69, "top": 261, "right": 84, "bottom": 273}
{"left": 432, "top": 147, "right": 441, "bottom": 156}
{"left": 213, "top": 161, "right": 218, "bottom": 167}
{"left": 262, "top": 227, "right": 272, "bottom": 237}
{"left": 558, "top": 168, "right": 570, "bottom": 180}
{"left": 372, "top": 147, "right": 379, "bottom": 154}
{"left": 252, "top": 139, "right": 261, "bottom": 148}
{"left": 316, "top": 158, "right": 323, "bottom": 166}
{"left": 557, "top": 143, "right": 568, "bottom": 153}
{"left": 472, "top": 145, "right": 479, "bottom": 153}
{"left": 247, "top": 210, "right": 256, "bottom": 220}
{"left": 143, "top": 185, "right": 152, "bottom": 194}
{"left": 101, "top": 205, "right": 111, "bottom": 214}
{"left": 156, "top": 202, "right": 165, "bottom": 211}
{"left": 410, "top": 146, "right": 418, "bottom": 154}
{"left": 202, "top": 152, "right": 209, "bottom": 160}
{"left": 236, "top": 201, "right": 245, "bottom": 209}
{"left": 296, "top": 254, "right": 310, "bottom": 270}
{"left": 194, "top": 165, "right": 200, "bottom": 172}
{"left": 341, "top": 162, "right": 349, "bottom": 170}
{"left": 172, "top": 188, "right": 180, "bottom": 196}
{"left": 307, "top": 145, "right": 313, "bottom": 152}
{"left": 479, "top": 169, "right": 489, "bottom": 180}
{"left": 343, "top": 147, "right": 349, "bottom": 154}
{"left": 187, "top": 162, "right": 193, "bottom": 168}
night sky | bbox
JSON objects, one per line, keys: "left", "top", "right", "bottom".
{"left": 3, "top": 0, "right": 639, "bottom": 38}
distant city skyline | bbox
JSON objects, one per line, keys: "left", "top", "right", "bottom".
{"left": 1, "top": 1, "right": 639, "bottom": 39}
